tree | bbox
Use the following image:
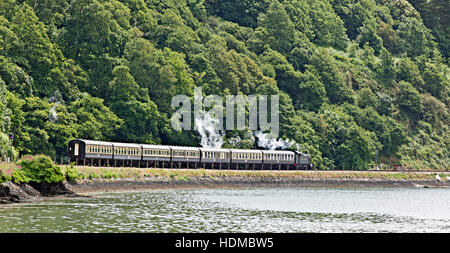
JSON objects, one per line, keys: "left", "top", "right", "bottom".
{"left": 309, "top": 49, "right": 354, "bottom": 105}
{"left": 397, "top": 81, "right": 424, "bottom": 120}
{"left": 108, "top": 65, "right": 160, "bottom": 143}
{"left": 124, "top": 32, "right": 195, "bottom": 114}
{"left": 396, "top": 58, "right": 425, "bottom": 90}
{"left": 205, "top": 0, "right": 271, "bottom": 28}
{"left": 257, "top": 1, "right": 296, "bottom": 54}
{"left": 397, "top": 17, "right": 436, "bottom": 58}
{"left": 60, "top": 0, "right": 128, "bottom": 98}
{"left": 68, "top": 93, "right": 123, "bottom": 140}
{"left": 0, "top": 77, "right": 9, "bottom": 133}
{"left": 376, "top": 48, "right": 396, "bottom": 85}
{"left": 421, "top": 63, "right": 448, "bottom": 99}
{"left": 296, "top": 68, "right": 327, "bottom": 111}
{"left": 357, "top": 88, "right": 378, "bottom": 109}
{"left": 356, "top": 19, "right": 383, "bottom": 55}
{"left": 8, "top": 3, "right": 79, "bottom": 99}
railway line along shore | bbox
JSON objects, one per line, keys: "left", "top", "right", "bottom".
{"left": 2, "top": 166, "right": 449, "bottom": 204}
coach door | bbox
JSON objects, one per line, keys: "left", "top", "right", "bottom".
{"left": 74, "top": 143, "right": 79, "bottom": 156}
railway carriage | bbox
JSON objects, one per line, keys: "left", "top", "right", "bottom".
{"left": 141, "top": 144, "right": 171, "bottom": 162}
{"left": 230, "top": 149, "right": 264, "bottom": 169}
{"left": 171, "top": 146, "right": 200, "bottom": 169}
{"left": 68, "top": 139, "right": 113, "bottom": 166}
{"left": 112, "top": 142, "right": 142, "bottom": 161}
{"left": 199, "top": 148, "right": 231, "bottom": 169}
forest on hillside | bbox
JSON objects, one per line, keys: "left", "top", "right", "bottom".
{"left": 0, "top": 0, "right": 448, "bottom": 170}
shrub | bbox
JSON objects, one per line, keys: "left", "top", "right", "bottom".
{"left": 19, "top": 155, "right": 65, "bottom": 183}
{"left": 88, "top": 172, "right": 98, "bottom": 179}
{"left": 100, "top": 171, "right": 122, "bottom": 179}
{"left": 11, "top": 169, "right": 30, "bottom": 184}
{"left": 0, "top": 170, "right": 11, "bottom": 183}
{"left": 65, "top": 165, "right": 81, "bottom": 182}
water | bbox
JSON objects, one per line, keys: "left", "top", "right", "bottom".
{"left": 0, "top": 187, "right": 449, "bottom": 233}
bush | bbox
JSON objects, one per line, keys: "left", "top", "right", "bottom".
{"left": 11, "top": 169, "right": 30, "bottom": 184}
{"left": 65, "top": 165, "right": 81, "bottom": 182}
{"left": 19, "top": 155, "right": 65, "bottom": 183}
{"left": 0, "top": 170, "right": 11, "bottom": 183}
{"left": 88, "top": 172, "right": 98, "bottom": 179}
{"left": 100, "top": 171, "right": 122, "bottom": 179}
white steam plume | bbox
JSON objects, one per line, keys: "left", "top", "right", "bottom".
{"left": 195, "top": 111, "right": 224, "bottom": 149}
{"left": 253, "top": 131, "right": 299, "bottom": 150}
{"left": 48, "top": 91, "right": 62, "bottom": 123}
{"left": 227, "top": 135, "right": 241, "bottom": 146}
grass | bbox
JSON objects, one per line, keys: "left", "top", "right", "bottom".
{"left": 61, "top": 166, "right": 449, "bottom": 182}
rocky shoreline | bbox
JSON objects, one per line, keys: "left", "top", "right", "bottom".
{"left": 0, "top": 181, "right": 76, "bottom": 204}
{"left": 1, "top": 176, "right": 449, "bottom": 204}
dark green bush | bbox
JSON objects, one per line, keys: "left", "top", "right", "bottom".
{"left": 19, "top": 155, "right": 65, "bottom": 183}
{"left": 100, "top": 171, "right": 122, "bottom": 179}
{"left": 0, "top": 170, "right": 11, "bottom": 183}
{"left": 65, "top": 165, "right": 81, "bottom": 182}
{"left": 11, "top": 169, "right": 30, "bottom": 184}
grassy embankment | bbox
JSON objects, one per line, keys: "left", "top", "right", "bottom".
{"left": 63, "top": 165, "right": 449, "bottom": 182}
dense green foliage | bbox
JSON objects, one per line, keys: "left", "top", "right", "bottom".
{"left": 19, "top": 155, "right": 65, "bottom": 183}
{"left": 0, "top": 0, "right": 448, "bottom": 170}
{"left": 64, "top": 164, "right": 82, "bottom": 182}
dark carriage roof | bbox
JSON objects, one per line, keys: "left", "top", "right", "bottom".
{"left": 75, "top": 139, "right": 113, "bottom": 146}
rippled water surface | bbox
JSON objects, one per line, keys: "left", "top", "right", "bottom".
{"left": 0, "top": 187, "right": 449, "bottom": 232}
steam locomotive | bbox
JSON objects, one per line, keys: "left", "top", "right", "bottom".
{"left": 67, "top": 139, "right": 312, "bottom": 170}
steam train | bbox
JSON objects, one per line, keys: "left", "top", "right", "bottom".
{"left": 67, "top": 139, "right": 312, "bottom": 170}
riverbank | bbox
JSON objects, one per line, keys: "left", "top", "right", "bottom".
{"left": 65, "top": 175, "right": 450, "bottom": 195}
{"left": 2, "top": 167, "right": 449, "bottom": 204}
{"left": 62, "top": 167, "right": 450, "bottom": 194}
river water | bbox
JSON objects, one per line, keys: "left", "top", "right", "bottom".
{"left": 0, "top": 187, "right": 449, "bottom": 233}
